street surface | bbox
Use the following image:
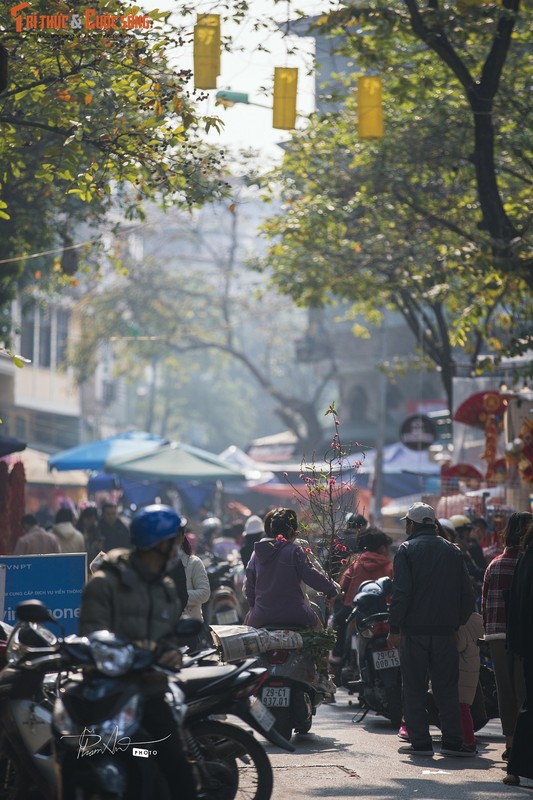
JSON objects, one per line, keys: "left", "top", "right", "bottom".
{"left": 253, "top": 688, "right": 530, "bottom": 799}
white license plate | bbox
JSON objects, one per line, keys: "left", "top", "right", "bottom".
{"left": 261, "top": 686, "right": 291, "bottom": 707}
{"left": 372, "top": 648, "right": 400, "bottom": 670}
{"left": 249, "top": 697, "right": 275, "bottom": 730}
{"left": 215, "top": 609, "right": 240, "bottom": 625}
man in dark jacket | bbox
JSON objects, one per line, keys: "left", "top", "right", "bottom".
{"left": 97, "top": 501, "right": 131, "bottom": 552}
{"left": 79, "top": 505, "right": 197, "bottom": 799}
{"left": 387, "top": 502, "right": 475, "bottom": 758}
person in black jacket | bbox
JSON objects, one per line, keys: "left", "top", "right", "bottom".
{"left": 387, "top": 502, "right": 476, "bottom": 758}
{"left": 98, "top": 502, "right": 131, "bottom": 551}
{"left": 504, "top": 518, "right": 533, "bottom": 786}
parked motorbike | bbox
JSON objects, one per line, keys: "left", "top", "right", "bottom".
{"left": 250, "top": 627, "right": 329, "bottom": 741}
{"left": 203, "top": 557, "right": 246, "bottom": 626}
{"left": 0, "top": 604, "right": 61, "bottom": 799}
{"left": 2, "top": 600, "right": 292, "bottom": 800}
{"left": 345, "top": 578, "right": 499, "bottom": 732}
{"left": 180, "top": 655, "right": 294, "bottom": 799}
{"left": 344, "top": 577, "right": 403, "bottom": 728}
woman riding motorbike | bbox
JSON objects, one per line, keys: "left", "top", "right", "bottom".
{"left": 244, "top": 508, "right": 339, "bottom": 630}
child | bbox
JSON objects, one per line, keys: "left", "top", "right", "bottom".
{"left": 456, "top": 611, "right": 485, "bottom": 750}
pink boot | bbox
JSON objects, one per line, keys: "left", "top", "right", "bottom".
{"left": 398, "top": 725, "right": 409, "bottom": 741}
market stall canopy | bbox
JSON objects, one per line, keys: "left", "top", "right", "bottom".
{"left": 218, "top": 446, "right": 276, "bottom": 483}
{"left": 0, "top": 435, "right": 27, "bottom": 458}
{"left": 48, "top": 432, "right": 165, "bottom": 472}
{"left": 350, "top": 442, "right": 440, "bottom": 476}
{"left": 104, "top": 442, "right": 247, "bottom": 482}
{"left": 14, "top": 448, "right": 87, "bottom": 486}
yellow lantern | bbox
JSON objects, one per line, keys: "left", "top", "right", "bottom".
{"left": 194, "top": 14, "right": 220, "bottom": 90}
{"left": 273, "top": 67, "right": 298, "bottom": 131}
{"left": 357, "top": 76, "right": 384, "bottom": 139}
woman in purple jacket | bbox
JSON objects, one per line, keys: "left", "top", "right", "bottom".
{"left": 244, "top": 508, "right": 339, "bottom": 629}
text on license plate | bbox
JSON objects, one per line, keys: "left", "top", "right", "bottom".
{"left": 372, "top": 648, "right": 400, "bottom": 670}
{"left": 249, "top": 698, "right": 275, "bottom": 730}
{"left": 261, "top": 686, "right": 291, "bottom": 707}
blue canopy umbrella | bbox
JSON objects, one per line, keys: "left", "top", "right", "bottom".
{"left": 48, "top": 432, "right": 166, "bottom": 472}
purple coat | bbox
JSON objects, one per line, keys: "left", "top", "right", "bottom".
{"left": 245, "top": 538, "right": 337, "bottom": 628}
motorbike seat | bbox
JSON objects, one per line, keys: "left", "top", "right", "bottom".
{"left": 260, "top": 625, "right": 307, "bottom": 632}
{"left": 177, "top": 664, "right": 238, "bottom": 697}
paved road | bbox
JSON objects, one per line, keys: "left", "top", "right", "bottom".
{"left": 255, "top": 688, "right": 530, "bottom": 799}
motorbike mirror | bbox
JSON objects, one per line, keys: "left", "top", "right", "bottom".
{"left": 15, "top": 600, "right": 56, "bottom": 625}
{"left": 175, "top": 618, "right": 203, "bottom": 638}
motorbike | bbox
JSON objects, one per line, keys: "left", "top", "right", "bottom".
{"left": 343, "top": 577, "right": 403, "bottom": 728}
{"left": 344, "top": 578, "right": 499, "bottom": 732}
{"left": 203, "top": 556, "right": 247, "bottom": 626}
{"left": 248, "top": 627, "right": 329, "bottom": 742}
{"left": 0, "top": 605, "right": 61, "bottom": 799}
{"left": 1, "top": 599, "right": 293, "bottom": 800}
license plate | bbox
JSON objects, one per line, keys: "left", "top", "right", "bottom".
{"left": 261, "top": 686, "right": 291, "bottom": 707}
{"left": 249, "top": 697, "right": 275, "bottom": 730}
{"left": 372, "top": 648, "right": 400, "bottom": 670}
{"left": 215, "top": 609, "right": 240, "bottom": 625}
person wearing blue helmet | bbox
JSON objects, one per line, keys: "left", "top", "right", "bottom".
{"left": 79, "top": 504, "right": 197, "bottom": 799}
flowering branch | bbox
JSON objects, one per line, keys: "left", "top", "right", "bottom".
{"left": 282, "top": 402, "right": 367, "bottom": 578}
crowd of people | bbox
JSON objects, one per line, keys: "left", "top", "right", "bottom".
{"left": 7, "top": 495, "right": 533, "bottom": 792}
{"left": 12, "top": 501, "right": 130, "bottom": 558}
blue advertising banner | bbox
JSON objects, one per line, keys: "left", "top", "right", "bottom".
{"left": 0, "top": 554, "right": 87, "bottom": 635}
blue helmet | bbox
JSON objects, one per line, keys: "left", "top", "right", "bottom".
{"left": 130, "top": 505, "right": 181, "bottom": 550}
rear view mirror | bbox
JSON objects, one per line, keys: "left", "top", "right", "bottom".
{"left": 16, "top": 600, "right": 55, "bottom": 624}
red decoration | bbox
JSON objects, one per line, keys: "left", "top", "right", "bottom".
{"left": 491, "top": 458, "right": 508, "bottom": 484}
{"left": 8, "top": 461, "right": 26, "bottom": 553}
{"left": 453, "top": 391, "right": 513, "bottom": 481}
{"left": 441, "top": 464, "right": 483, "bottom": 481}
{"left": 0, "top": 461, "right": 10, "bottom": 555}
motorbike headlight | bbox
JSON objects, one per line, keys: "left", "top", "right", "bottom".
{"left": 90, "top": 639, "right": 135, "bottom": 676}
{"left": 54, "top": 694, "right": 142, "bottom": 745}
{"left": 91, "top": 693, "right": 141, "bottom": 739}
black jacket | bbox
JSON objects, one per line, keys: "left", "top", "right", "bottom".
{"left": 507, "top": 547, "right": 533, "bottom": 660}
{"left": 389, "top": 526, "right": 475, "bottom": 635}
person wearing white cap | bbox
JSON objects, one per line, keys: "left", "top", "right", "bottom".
{"left": 240, "top": 514, "right": 265, "bottom": 567}
{"left": 387, "top": 501, "right": 476, "bottom": 758}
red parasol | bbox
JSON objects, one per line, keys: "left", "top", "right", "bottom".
{"left": 441, "top": 464, "right": 483, "bottom": 481}
{"left": 453, "top": 391, "right": 512, "bottom": 429}
{"left": 453, "top": 391, "right": 513, "bottom": 481}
